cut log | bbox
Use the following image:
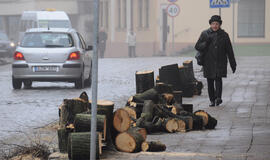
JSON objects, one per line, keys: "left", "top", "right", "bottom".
{"left": 183, "top": 60, "right": 197, "bottom": 82}
{"left": 171, "top": 103, "right": 184, "bottom": 115}
{"left": 181, "top": 104, "right": 193, "bottom": 113}
{"left": 159, "top": 64, "right": 182, "bottom": 91}
{"left": 161, "top": 93, "right": 175, "bottom": 105}
{"left": 162, "top": 118, "right": 178, "bottom": 133}
{"left": 141, "top": 141, "right": 166, "bottom": 152}
{"left": 192, "top": 115, "right": 204, "bottom": 130}
{"left": 60, "top": 98, "right": 89, "bottom": 128}
{"left": 74, "top": 114, "right": 106, "bottom": 140}
{"left": 133, "top": 88, "right": 159, "bottom": 104}
{"left": 127, "top": 127, "right": 147, "bottom": 141}
{"left": 57, "top": 128, "right": 70, "bottom": 153}
{"left": 141, "top": 100, "right": 156, "bottom": 121}
{"left": 136, "top": 70, "right": 155, "bottom": 94}
{"left": 194, "top": 110, "right": 217, "bottom": 129}
{"left": 123, "top": 106, "right": 138, "bottom": 120}
{"left": 172, "top": 91, "right": 183, "bottom": 104}
{"left": 156, "top": 76, "right": 161, "bottom": 83}
{"left": 176, "top": 119, "right": 187, "bottom": 132}
{"left": 68, "top": 132, "right": 102, "bottom": 160}
{"left": 154, "top": 82, "right": 173, "bottom": 94}
{"left": 115, "top": 131, "right": 144, "bottom": 153}
{"left": 113, "top": 109, "right": 131, "bottom": 132}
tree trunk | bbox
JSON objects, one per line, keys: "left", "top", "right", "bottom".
{"left": 74, "top": 114, "right": 106, "bottom": 140}
{"left": 127, "top": 127, "right": 147, "bottom": 141}
{"left": 194, "top": 110, "right": 217, "bottom": 129}
{"left": 136, "top": 70, "right": 155, "bottom": 94}
{"left": 68, "top": 132, "right": 102, "bottom": 160}
{"left": 57, "top": 128, "right": 70, "bottom": 153}
{"left": 159, "top": 64, "right": 182, "bottom": 91}
{"left": 59, "top": 98, "right": 89, "bottom": 128}
{"left": 132, "top": 88, "right": 159, "bottom": 104}
{"left": 113, "top": 109, "right": 131, "bottom": 132}
{"left": 141, "top": 141, "right": 166, "bottom": 152}
{"left": 115, "top": 131, "right": 144, "bottom": 153}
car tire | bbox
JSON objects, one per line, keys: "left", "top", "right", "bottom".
{"left": 75, "top": 74, "right": 84, "bottom": 89}
{"left": 24, "top": 80, "right": 32, "bottom": 89}
{"left": 12, "top": 77, "right": 22, "bottom": 89}
{"left": 84, "top": 71, "right": 92, "bottom": 88}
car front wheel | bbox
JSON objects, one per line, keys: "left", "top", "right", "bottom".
{"left": 12, "top": 77, "right": 22, "bottom": 89}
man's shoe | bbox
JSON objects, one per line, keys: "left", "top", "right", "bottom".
{"left": 216, "top": 98, "right": 223, "bottom": 106}
{"left": 209, "top": 101, "right": 215, "bottom": 107}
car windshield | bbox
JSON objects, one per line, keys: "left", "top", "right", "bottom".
{"left": 38, "top": 20, "right": 71, "bottom": 28}
{"left": 0, "top": 32, "right": 9, "bottom": 41}
{"left": 21, "top": 32, "right": 74, "bottom": 48}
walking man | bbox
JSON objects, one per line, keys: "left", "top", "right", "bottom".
{"left": 127, "top": 31, "right": 136, "bottom": 58}
{"left": 195, "top": 15, "right": 237, "bottom": 107}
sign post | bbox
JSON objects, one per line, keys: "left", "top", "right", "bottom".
{"left": 210, "top": 0, "right": 231, "bottom": 16}
{"left": 167, "top": 2, "right": 180, "bottom": 54}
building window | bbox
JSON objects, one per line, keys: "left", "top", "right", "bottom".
{"left": 138, "top": 0, "right": 150, "bottom": 29}
{"left": 238, "top": 0, "right": 265, "bottom": 37}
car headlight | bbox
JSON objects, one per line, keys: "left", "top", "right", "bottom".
{"left": 10, "top": 42, "right": 15, "bottom": 47}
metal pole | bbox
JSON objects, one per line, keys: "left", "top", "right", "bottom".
{"left": 172, "top": 17, "right": 174, "bottom": 54}
{"left": 90, "top": 0, "right": 99, "bottom": 159}
{"left": 232, "top": 1, "right": 235, "bottom": 45}
{"left": 219, "top": 8, "right": 221, "bottom": 16}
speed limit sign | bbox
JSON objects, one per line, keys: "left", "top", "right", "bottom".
{"left": 167, "top": 3, "right": 180, "bottom": 17}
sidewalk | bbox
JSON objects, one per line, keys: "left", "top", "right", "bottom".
{"left": 102, "top": 56, "right": 270, "bottom": 160}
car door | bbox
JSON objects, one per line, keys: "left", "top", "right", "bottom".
{"left": 77, "top": 32, "right": 91, "bottom": 79}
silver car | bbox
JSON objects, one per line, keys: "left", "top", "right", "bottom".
{"left": 12, "top": 28, "right": 92, "bottom": 89}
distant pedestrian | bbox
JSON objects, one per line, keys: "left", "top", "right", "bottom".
{"left": 127, "top": 31, "right": 136, "bottom": 58}
{"left": 99, "top": 28, "right": 107, "bottom": 58}
{"left": 195, "top": 15, "right": 237, "bottom": 107}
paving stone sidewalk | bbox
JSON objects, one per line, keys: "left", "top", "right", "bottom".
{"left": 101, "top": 56, "right": 270, "bottom": 160}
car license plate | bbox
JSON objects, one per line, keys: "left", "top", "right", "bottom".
{"left": 33, "top": 66, "right": 59, "bottom": 72}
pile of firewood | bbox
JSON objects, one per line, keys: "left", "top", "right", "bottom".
{"left": 57, "top": 92, "right": 114, "bottom": 159}
{"left": 156, "top": 60, "right": 203, "bottom": 97}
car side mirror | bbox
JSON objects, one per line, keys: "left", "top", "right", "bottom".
{"left": 86, "top": 45, "right": 93, "bottom": 51}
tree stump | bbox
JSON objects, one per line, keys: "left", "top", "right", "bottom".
{"left": 141, "top": 141, "right": 166, "bottom": 152}
{"left": 136, "top": 70, "right": 155, "bottom": 94}
{"left": 59, "top": 98, "right": 89, "bottom": 128}
{"left": 115, "top": 131, "right": 145, "bottom": 153}
{"left": 113, "top": 109, "right": 131, "bottom": 133}
{"left": 159, "top": 64, "right": 182, "bottom": 91}
{"left": 183, "top": 60, "right": 196, "bottom": 82}
{"left": 74, "top": 114, "right": 107, "bottom": 140}
{"left": 68, "top": 132, "right": 102, "bottom": 160}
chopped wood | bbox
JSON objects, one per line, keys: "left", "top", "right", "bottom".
{"left": 57, "top": 128, "right": 70, "bottom": 153}
{"left": 172, "top": 91, "right": 183, "bottom": 104}
{"left": 113, "top": 109, "right": 131, "bottom": 132}
{"left": 162, "top": 118, "right": 178, "bottom": 133}
{"left": 136, "top": 70, "right": 155, "bottom": 94}
{"left": 133, "top": 88, "right": 159, "bottom": 104}
{"left": 154, "top": 82, "right": 173, "bottom": 94}
{"left": 181, "top": 104, "right": 193, "bottom": 113}
{"left": 128, "top": 127, "right": 147, "bottom": 141}
{"left": 141, "top": 141, "right": 166, "bottom": 152}
{"left": 115, "top": 131, "right": 144, "bottom": 153}
{"left": 123, "top": 106, "right": 138, "bottom": 119}
{"left": 194, "top": 110, "right": 217, "bottom": 129}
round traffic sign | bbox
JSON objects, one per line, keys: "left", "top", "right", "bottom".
{"left": 168, "top": 0, "right": 178, "bottom": 3}
{"left": 167, "top": 3, "right": 180, "bottom": 17}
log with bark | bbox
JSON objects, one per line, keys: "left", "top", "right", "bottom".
{"left": 59, "top": 98, "right": 89, "bottom": 128}
{"left": 136, "top": 70, "right": 155, "bottom": 94}
{"left": 183, "top": 60, "right": 197, "bottom": 82}
{"left": 172, "top": 90, "right": 183, "bottom": 104}
{"left": 132, "top": 88, "right": 159, "bottom": 104}
{"left": 68, "top": 132, "right": 102, "bottom": 160}
{"left": 128, "top": 127, "right": 147, "bottom": 141}
{"left": 57, "top": 128, "right": 70, "bottom": 153}
{"left": 74, "top": 114, "right": 107, "bottom": 140}
{"left": 194, "top": 110, "right": 217, "bottom": 129}
{"left": 181, "top": 104, "right": 193, "bottom": 113}
{"left": 113, "top": 109, "right": 132, "bottom": 133}
{"left": 154, "top": 82, "right": 173, "bottom": 95}
{"left": 115, "top": 130, "right": 145, "bottom": 153}
{"left": 159, "top": 64, "right": 182, "bottom": 91}
{"left": 141, "top": 141, "right": 166, "bottom": 152}
{"left": 192, "top": 115, "right": 204, "bottom": 130}
{"left": 162, "top": 118, "right": 178, "bottom": 133}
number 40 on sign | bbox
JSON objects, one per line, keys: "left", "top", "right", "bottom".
{"left": 167, "top": 3, "right": 180, "bottom": 17}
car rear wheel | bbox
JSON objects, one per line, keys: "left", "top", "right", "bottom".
{"left": 24, "top": 80, "right": 32, "bottom": 89}
{"left": 84, "top": 71, "right": 92, "bottom": 88}
{"left": 75, "top": 74, "right": 84, "bottom": 89}
{"left": 12, "top": 77, "right": 22, "bottom": 89}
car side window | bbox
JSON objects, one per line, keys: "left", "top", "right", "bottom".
{"left": 77, "top": 32, "right": 86, "bottom": 50}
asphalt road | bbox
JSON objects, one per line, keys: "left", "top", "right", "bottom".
{"left": 0, "top": 57, "right": 201, "bottom": 143}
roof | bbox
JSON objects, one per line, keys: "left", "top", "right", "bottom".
{"left": 26, "top": 28, "right": 75, "bottom": 33}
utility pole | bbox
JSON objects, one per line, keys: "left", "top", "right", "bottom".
{"left": 90, "top": 0, "right": 99, "bottom": 159}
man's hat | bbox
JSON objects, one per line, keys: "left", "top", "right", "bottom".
{"left": 209, "top": 15, "right": 222, "bottom": 25}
